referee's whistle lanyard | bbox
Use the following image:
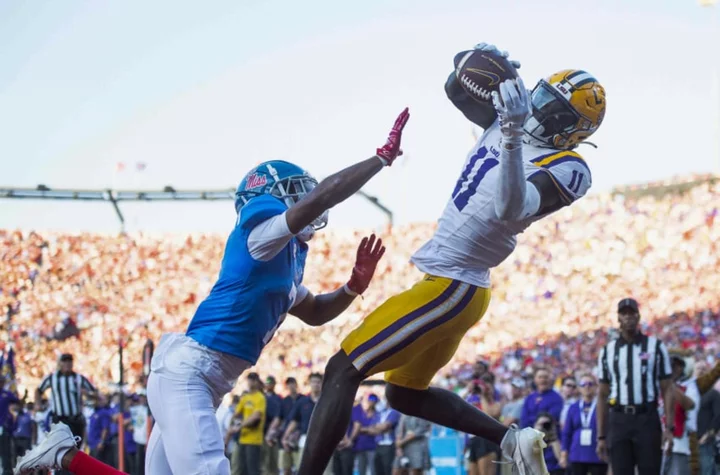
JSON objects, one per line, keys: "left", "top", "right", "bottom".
{"left": 579, "top": 399, "right": 597, "bottom": 429}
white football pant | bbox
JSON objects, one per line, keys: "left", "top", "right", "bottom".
{"left": 145, "top": 333, "right": 250, "bottom": 475}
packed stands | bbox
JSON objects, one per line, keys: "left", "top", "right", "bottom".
{"left": 1, "top": 176, "right": 719, "bottom": 394}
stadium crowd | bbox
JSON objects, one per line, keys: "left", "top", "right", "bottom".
{"left": 1, "top": 177, "right": 720, "bottom": 473}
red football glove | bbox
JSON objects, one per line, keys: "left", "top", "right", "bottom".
{"left": 376, "top": 108, "right": 410, "bottom": 166}
{"left": 346, "top": 234, "right": 386, "bottom": 296}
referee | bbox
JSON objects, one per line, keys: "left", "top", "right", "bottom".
{"left": 596, "top": 298, "right": 675, "bottom": 475}
{"left": 36, "top": 353, "right": 97, "bottom": 439}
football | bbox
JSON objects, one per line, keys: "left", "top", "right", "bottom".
{"left": 455, "top": 50, "right": 519, "bottom": 104}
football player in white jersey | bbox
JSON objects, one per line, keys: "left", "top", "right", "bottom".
{"left": 297, "top": 43, "right": 607, "bottom": 475}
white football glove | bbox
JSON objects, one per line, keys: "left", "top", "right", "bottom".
{"left": 474, "top": 43, "right": 522, "bottom": 69}
{"left": 491, "top": 78, "right": 530, "bottom": 146}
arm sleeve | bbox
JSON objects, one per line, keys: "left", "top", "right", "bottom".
{"left": 247, "top": 213, "right": 295, "bottom": 262}
{"left": 81, "top": 376, "right": 97, "bottom": 393}
{"left": 657, "top": 341, "right": 672, "bottom": 380}
{"left": 38, "top": 375, "right": 51, "bottom": 393}
{"left": 494, "top": 143, "right": 541, "bottom": 221}
{"left": 290, "top": 285, "right": 310, "bottom": 309}
{"left": 598, "top": 346, "right": 610, "bottom": 384}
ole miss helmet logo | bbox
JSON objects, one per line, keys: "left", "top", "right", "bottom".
{"left": 245, "top": 173, "right": 268, "bottom": 190}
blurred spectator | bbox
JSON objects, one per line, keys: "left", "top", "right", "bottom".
{"left": 560, "top": 373, "right": 607, "bottom": 475}
{"left": 12, "top": 401, "right": 34, "bottom": 466}
{"left": 262, "top": 375, "right": 281, "bottom": 475}
{"left": 87, "top": 394, "right": 112, "bottom": 466}
{"left": 218, "top": 394, "right": 241, "bottom": 458}
{"left": 559, "top": 376, "right": 579, "bottom": 429}
{"left": 278, "top": 377, "right": 301, "bottom": 475}
{"left": 664, "top": 351, "right": 700, "bottom": 475}
{"left": 465, "top": 375, "right": 502, "bottom": 475}
{"left": 500, "top": 378, "right": 526, "bottom": 427}
{"left": 129, "top": 394, "right": 148, "bottom": 475}
{"left": 534, "top": 412, "right": 563, "bottom": 475}
{"left": 0, "top": 375, "right": 20, "bottom": 475}
{"left": 33, "top": 398, "right": 50, "bottom": 448}
{"left": 695, "top": 361, "right": 720, "bottom": 475}
{"left": 351, "top": 393, "right": 380, "bottom": 475}
{"left": 281, "top": 373, "right": 331, "bottom": 475}
{"left": 394, "top": 414, "right": 432, "bottom": 475}
{"left": 232, "top": 372, "right": 266, "bottom": 475}
{"left": 521, "top": 368, "right": 563, "bottom": 429}
{"left": 368, "top": 398, "right": 400, "bottom": 475}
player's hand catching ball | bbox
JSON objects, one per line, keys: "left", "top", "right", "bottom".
{"left": 376, "top": 108, "right": 410, "bottom": 166}
{"left": 473, "top": 43, "right": 522, "bottom": 69}
{"left": 491, "top": 78, "right": 530, "bottom": 147}
{"left": 346, "top": 234, "right": 386, "bottom": 296}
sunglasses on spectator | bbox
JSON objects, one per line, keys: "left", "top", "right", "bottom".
{"left": 579, "top": 382, "right": 596, "bottom": 388}
{"left": 564, "top": 383, "right": 577, "bottom": 388}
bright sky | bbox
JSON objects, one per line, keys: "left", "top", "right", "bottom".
{"left": 1, "top": 0, "right": 719, "bottom": 233}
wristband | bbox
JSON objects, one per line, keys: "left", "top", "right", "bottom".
{"left": 343, "top": 283, "right": 359, "bottom": 297}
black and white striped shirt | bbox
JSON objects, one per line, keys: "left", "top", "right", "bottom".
{"left": 38, "top": 371, "right": 96, "bottom": 417}
{"left": 597, "top": 333, "right": 671, "bottom": 406}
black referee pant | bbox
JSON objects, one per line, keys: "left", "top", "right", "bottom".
{"left": 608, "top": 408, "right": 662, "bottom": 475}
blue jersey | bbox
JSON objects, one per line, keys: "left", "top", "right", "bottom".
{"left": 187, "top": 195, "right": 308, "bottom": 363}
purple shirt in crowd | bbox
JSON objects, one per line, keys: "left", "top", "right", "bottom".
{"left": 87, "top": 407, "right": 112, "bottom": 450}
{"left": 351, "top": 405, "right": 379, "bottom": 452}
{"left": 520, "top": 389, "right": 564, "bottom": 429}
{"left": 0, "top": 390, "right": 20, "bottom": 432}
{"left": 13, "top": 410, "right": 33, "bottom": 439}
{"left": 561, "top": 400, "right": 604, "bottom": 465}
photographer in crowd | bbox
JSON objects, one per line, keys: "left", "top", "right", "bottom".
{"left": 534, "top": 412, "right": 563, "bottom": 475}
{"left": 394, "top": 414, "right": 431, "bottom": 475}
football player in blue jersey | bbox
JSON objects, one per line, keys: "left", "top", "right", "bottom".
{"left": 142, "top": 108, "right": 409, "bottom": 475}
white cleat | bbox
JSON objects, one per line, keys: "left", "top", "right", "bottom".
{"left": 500, "top": 425, "right": 549, "bottom": 475}
{"left": 14, "top": 422, "right": 81, "bottom": 475}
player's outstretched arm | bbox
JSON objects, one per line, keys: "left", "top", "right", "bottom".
{"left": 285, "top": 108, "right": 409, "bottom": 234}
{"left": 291, "top": 234, "right": 385, "bottom": 326}
{"left": 491, "top": 78, "right": 542, "bottom": 221}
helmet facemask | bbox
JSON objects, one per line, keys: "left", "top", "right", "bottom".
{"left": 266, "top": 166, "right": 328, "bottom": 231}
{"left": 523, "top": 81, "right": 581, "bottom": 149}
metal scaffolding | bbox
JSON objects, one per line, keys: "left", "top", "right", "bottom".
{"left": 0, "top": 185, "right": 394, "bottom": 230}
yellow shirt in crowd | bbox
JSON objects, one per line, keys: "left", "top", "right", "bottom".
{"left": 235, "top": 391, "right": 266, "bottom": 445}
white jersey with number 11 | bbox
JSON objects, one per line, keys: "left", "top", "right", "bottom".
{"left": 411, "top": 120, "right": 592, "bottom": 288}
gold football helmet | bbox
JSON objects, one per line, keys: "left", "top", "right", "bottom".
{"left": 523, "top": 70, "right": 606, "bottom": 149}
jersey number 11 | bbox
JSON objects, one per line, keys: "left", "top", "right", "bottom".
{"left": 451, "top": 146, "right": 498, "bottom": 212}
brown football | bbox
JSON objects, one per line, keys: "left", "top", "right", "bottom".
{"left": 455, "top": 50, "right": 519, "bottom": 104}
